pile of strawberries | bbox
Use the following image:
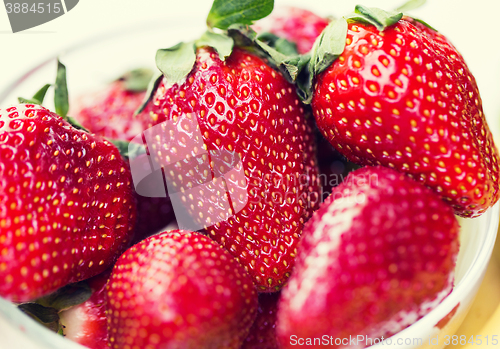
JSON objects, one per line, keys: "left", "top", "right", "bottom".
{"left": 1, "top": 1, "right": 499, "bottom": 348}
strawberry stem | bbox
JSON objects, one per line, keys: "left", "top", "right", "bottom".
{"left": 18, "top": 83, "right": 51, "bottom": 105}
{"left": 54, "top": 59, "right": 69, "bottom": 118}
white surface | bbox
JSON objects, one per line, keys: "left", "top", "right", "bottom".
{"left": 1, "top": 0, "right": 500, "bottom": 134}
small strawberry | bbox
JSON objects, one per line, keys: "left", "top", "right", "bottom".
{"left": 276, "top": 166, "right": 459, "bottom": 348}
{"left": 307, "top": 7, "right": 500, "bottom": 217}
{"left": 0, "top": 62, "right": 136, "bottom": 301}
{"left": 138, "top": 0, "right": 320, "bottom": 292}
{"left": 71, "top": 68, "right": 175, "bottom": 242}
{"left": 241, "top": 292, "right": 280, "bottom": 349}
{"left": 106, "top": 230, "right": 258, "bottom": 349}
{"left": 59, "top": 270, "right": 110, "bottom": 349}
{"left": 253, "top": 6, "right": 330, "bottom": 54}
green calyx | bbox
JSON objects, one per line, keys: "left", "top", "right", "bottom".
{"left": 152, "top": 0, "right": 275, "bottom": 88}
{"left": 149, "top": 0, "right": 435, "bottom": 108}
{"left": 119, "top": 68, "right": 154, "bottom": 92}
{"left": 18, "top": 59, "right": 88, "bottom": 132}
{"left": 17, "top": 282, "right": 91, "bottom": 334}
{"left": 345, "top": 5, "right": 403, "bottom": 32}
{"left": 108, "top": 139, "right": 147, "bottom": 161}
{"left": 207, "top": 0, "right": 274, "bottom": 30}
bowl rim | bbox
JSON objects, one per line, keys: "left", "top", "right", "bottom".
{"left": 372, "top": 202, "right": 500, "bottom": 348}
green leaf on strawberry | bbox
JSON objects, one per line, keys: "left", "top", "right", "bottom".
{"left": 207, "top": 0, "right": 274, "bottom": 30}
{"left": 256, "top": 32, "right": 298, "bottom": 56}
{"left": 293, "top": 18, "right": 348, "bottom": 104}
{"left": 34, "top": 282, "right": 92, "bottom": 312}
{"left": 18, "top": 83, "right": 51, "bottom": 105}
{"left": 119, "top": 68, "right": 154, "bottom": 92}
{"left": 345, "top": 5, "right": 402, "bottom": 31}
{"left": 134, "top": 70, "right": 163, "bottom": 116}
{"left": 196, "top": 30, "right": 234, "bottom": 60}
{"left": 310, "top": 18, "right": 348, "bottom": 76}
{"left": 18, "top": 303, "right": 61, "bottom": 332}
{"left": 108, "top": 139, "right": 147, "bottom": 161}
{"left": 156, "top": 42, "right": 197, "bottom": 84}
{"left": 54, "top": 60, "right": 69, "bottom": 118}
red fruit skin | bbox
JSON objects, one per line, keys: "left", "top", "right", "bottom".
{"left": 72, "top": 80, "right": 146, "bottom": 142}
{"left": 141, "top": 47, "right": 320, "bottom": 292}
{"left": 312, "top": 19, "right": 500, "bottom": 217}
{"left": 254, "top": 6, "right": 329, "bottom": 54}
{"left": 0, "top": 104, "right": 136, "bottom": 302}
{"left": 106, "top": 230, "right": 258, "bottom": 349}
{"left": 276, "top": 166, "right": 459, "bottom": 349}
{"left": 60, "top": 270, "right": 111, "bottom": 349}
{"left": 72, "top": 80, "right": 176, "bottom": 242}
{"left": 241, "top": 292, "right": 280, "bottom": 349}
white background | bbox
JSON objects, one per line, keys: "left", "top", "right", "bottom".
{"left": 1, "top": 0, "right": 500, "bottom": 134}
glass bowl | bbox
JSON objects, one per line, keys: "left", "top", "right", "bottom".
{"left": 0, "top": 16, "right": 499, "bottom": 349}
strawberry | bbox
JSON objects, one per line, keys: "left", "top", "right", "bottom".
{"left": 253, "top": 6, "right": 330, "bottom": 54}
{"left": 0, "top": 103, "right": 136, "bottom": 302}
{"left": 141, "top": 44, "right": 319, "bottom": 292}
{"left": 241, "top": 292, "right": 280, "bottom": 349}
{"left": 71, "top": 68, "right": 152, "bottom": 142}
{"left": 276, "top": 166, "right": 459, "bottom": 348}
{"left": 59, "top": 270, "right": 110, "bottom": 349}
{"left": 71, "top": 69, "right": 175, "bottom": 242}
{"left": 309, "top": 8, "right": 500, "bottom": 217}
{"left": 106, "top": 230, "right": 258, "bottom": 349}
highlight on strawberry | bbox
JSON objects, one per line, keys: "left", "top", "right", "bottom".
{"left": 276, "top": 166, "right": 460, "bottom": 348}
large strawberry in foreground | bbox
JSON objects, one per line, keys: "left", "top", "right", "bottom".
{"left": 276, "top": 166, "right": 460, "bottom": 348}
{"left": 0, "top": 103, "right": 136, "bottom": 302}
{"left": 308, "top": 7, "right": 499, "bottom": 217}
{"left": 106, "top": 230, "right": 258, "bottom": 349}
{"left": 138, "top": 1, "right": 320, "bottom": 292}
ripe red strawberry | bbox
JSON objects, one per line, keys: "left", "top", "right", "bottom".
{"left": 72, "top": 70, "right": 175, "bottom": 242}
{"left": 71, "top": 69, "right": 151, "bottom": 142}
{"left": 254, "top": 6, "right": 330, "bottom": 54}
{"left": 141, "top": 47, "right": 319, "bottom": 292}
{"left": 106, "top": 230, "right": 258, "bottom": 349}
{"left": 312, "top": 15, "right": 500, "bottom": 217}
{"left": 276, "top": 166, "right": 459, "bottom": 348}
{"left": 0, "top": 104, "right": 136, "bottom": 302}
{"left": 241, "top": 292, "right": 280, "bottom": 349}
{"left": 59, "top": 270, "right": 110, "bottom": 349}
